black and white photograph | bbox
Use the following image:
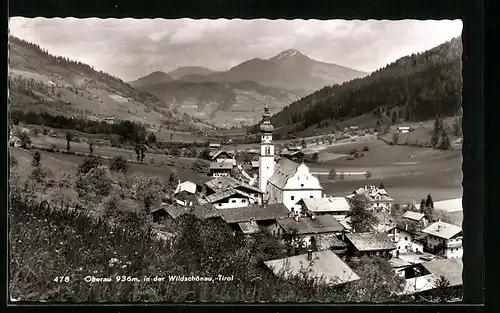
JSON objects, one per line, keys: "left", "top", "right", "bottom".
{"left": 8, "top": 17, "right": 464, "bottom": 303}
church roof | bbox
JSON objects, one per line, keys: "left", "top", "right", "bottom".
{"left": 267, "top": 158, "right": 301, "bottom": 189}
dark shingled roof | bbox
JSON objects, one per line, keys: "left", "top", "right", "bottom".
{"left": 205, "top": 176, "right": 263, "bottom": 194}
{"left": 277, "top": 215, "right": 344, "bottom": 235}
{"left": 220, "top": 204, "right": 290, "bottom": 224}
{"left": 346, "top": 232, "right": 396, "bottom": 251}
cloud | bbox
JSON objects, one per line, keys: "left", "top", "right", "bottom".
{"left": 9, "top": 18, "right": 462, "bottom": 81}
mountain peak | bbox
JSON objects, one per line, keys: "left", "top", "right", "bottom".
{"left": 270, "top": 49, "right": 305, "bottom": 61}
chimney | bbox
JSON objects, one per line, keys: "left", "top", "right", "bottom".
{"left": 307, "top": 249, "right": 313, "bottom": 261}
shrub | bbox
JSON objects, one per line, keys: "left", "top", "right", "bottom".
{"left": 349, "top": 149, "right": 358, "bottom": 155}
{"left": 365, "top": 171, "right": 373, "bottom": 179}
{"left": 110, "top": 156, "right": 128, "bottom": 174}
{"left": 78, "top": 157, "right": 103, "bottom": 175}
{"left": 363, "top": 145, "right": 369, "bottom": 152}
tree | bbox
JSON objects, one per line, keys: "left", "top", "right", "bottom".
{"left": 110, "top": 156, "right": 128, "bottom": 174}
{"left": 88, "top": 141, "right": 94, "bottom": 156}
{"left": 75, "top": 165, "right": 114, "bottom": 199}
{"left": 392, "top": 132, "right": 399, "bottom": 144}
{"left": 133, "top": 174, "right": 166, "bottom": 213}
{"left": 18, "top": 132, "right": 31, "bottom": 149}
{"left": 425, "top": 194, "right": 434, "bottom": 209}
{"left": 185, "top": 146, "right": 199, "bottom": 158}
{"left": 31, "top": 151, "right": 41, "bottom": 167}
{"left": 328, "top": 168, "right": 337, "bottom": 180}
{"left": 379, "top": 181, "right": 385, "bottom": 189}
{"left": 167, "top": 170, "right": 179, "bottom": 191}
{"left": 311, "top": 153, "right": 319, "bottom": 163}
{"left": 365, "top": 171, "right": 373, "bottom": 179}
{"left": 346, "top": 195, "right": 377, "bottom": 232}
{"left": 65, "top": 132, "right": 73, "bottom": 151}
{"left": 147, "top": 132, "right": 157, "bottom": 144}
{"left": 420, "top": 198, "right": 427, "bottom": 211}
{"left": 9, "top": 154, "right": 18, "bottom": 168}
{"left": 438, "top": 128, "right": 451, "bottom": 150}
{"left": 391, "top": 111, "right": 398, "bottom": 124}
{"left": 170, "top": 147, "right": 181, "bottom": 157}
{"left": 347, "top": 256, "right": 405, "bottom": 302}
{"left": 199, "top": 148, "right": 211, "bottom": 160}
{"left": 431, "top": 116, "right": 442, "bottom": 147}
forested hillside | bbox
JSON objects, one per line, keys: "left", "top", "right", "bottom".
{"left": 266, "top": 37, "right": 462, "bottom": 133}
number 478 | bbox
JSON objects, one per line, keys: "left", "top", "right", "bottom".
{"left": 53, "top": 276, "right": 70, "bottom": 283}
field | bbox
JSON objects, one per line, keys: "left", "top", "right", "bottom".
{"left": 10, "top": 145, "right": 210, "bottom": 184}
{"left": 309, "top": 138, "right": 462, "bottom": 203}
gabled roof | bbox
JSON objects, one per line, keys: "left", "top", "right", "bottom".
{"left": 210, "top": 149, "right": 234, "bottom": 160}
{"left": 205, "top": 189, "right": 251, "bottom": 203}
{"left": 264, "top": 250, "right": 360, "bottom": 287}
{"left": 164, "top": 204, "right": 221, "bottom": 220}
{"left": 238, "top": 221, "right": 261, "bottom": 235}
{"left": 402, "top": 211, "right": 426, "bottom": 221}
{"left": 209, "top": 159, "right": 234, "bottom": 170}
{"left": 345, "top": 232, "right": 396, "bottom": 251}
{"left": 421, "top": 258, "right": 463, "bottom": 287}
{"left": 433, "top": 198, "right": 462, "bottom": 213}
{"left": 220, "top": 204, "right": 290, "bottom": 224}
{"left": 277, "top": 215, "right": 344, "bottom": 235}
{"left": 205, "top": 176, "right": 263, "bottom": 194}
{"left": 314, "top": 234, "right": 348, "bottom": 251}
{"left": 300, "top": 197, "right": 351, "bottom": 213}
{"left": 267, "top": 158, "right": 301, "bottom": 189}
{"left": 422, "top": 221, "right": 462, "bottom": 239}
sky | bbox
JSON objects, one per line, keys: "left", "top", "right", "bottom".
{"left": 9, "top": 18, "right": 463, "bottom": 82}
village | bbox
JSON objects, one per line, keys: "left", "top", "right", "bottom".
{"left": 148, "top": 107, "right": 463, "bottom": 298}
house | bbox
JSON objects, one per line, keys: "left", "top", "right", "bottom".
{"left": 402, "top": 211, "right": 428, "bottom": 227}
{"left": 209, "top": 149, "right": 235, "bottom": 164}
{"left": 209, "top": 160, "right": 234, "bottom": 177}
{"left": 298, "top": 197, "right": 351, "bottom": 219}
{"left": 219, "top": 203, "right": 290, "bottom": 235}
{"left": 205, "top": 176, "right": 263, "bottom": 204}
{"left": 174, "top": 191, "right": 198, "bottom": 207}
{"left": 266, "top": 158, "right": 323, "bottom": 214}
{"left": 421, "top": 221, "right": 462, "bottom": 259}
{"left": 397, "top": 126, "right": 411, "bottom": 133}
{"left": 386, "top": 225, "right": 424, "bottom": 254}
{"left": 279, "top": 149, "right": 306, "bottom": 163}
{"left": 175, "top": 181, "right": 197, "bottom": 195}
{"left": 312, "top": 234, "right": 348, "bottom": 256}
{"left": 264, "top": 250, "right": 360, "bottom": 287}
{"left": 203, "top": 189, "right": 259, "bottom": 209}
{"left": 276, "top": 215, "right": 345, "bottom": 248}
{"left": 399, "top": 258, "right": 463, "bottom": 296}
{"left": 345, "top": 232, "right": 396, "bottom": 258}
{"left": 251, "top": 161, "right": 259, "bottom": 170}
{"left": 346, "top": 185, "right": 394, "bottom": 213}
{"left": 389, "top": 258, "right": 413, "bottom": 278}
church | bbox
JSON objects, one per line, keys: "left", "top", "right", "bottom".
{"left": 258, "top": 107, "right": 323, "bottom": 214}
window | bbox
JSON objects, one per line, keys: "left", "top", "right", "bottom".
{"left": 265, "top": 147, "right": 271, "bottom": 155}
{"left": 405, "top": 237, "right": 408, "bottom": 241}
{"left": 218, "top": 203, "right": 222, "bottom": 207}
{"left": 310, "top": 195, "right": 313, "bottom": 198}
{"left": 301, "top": 184, "right": 304, "bottom": 187}
{"left": 242, "top": 199, "right": 247, "bottom": 203}
{"left": 291, "top": 196, "right": 295, "bottom": 201}
{"left": 231, "top": 200, "right": 237, "bottom": 203}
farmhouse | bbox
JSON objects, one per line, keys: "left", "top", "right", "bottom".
{"left": 402, "top": 211, "right": 428, "bottom": 227}
{"left": 174, "top": 191, "right": 198, "bottom": 207}
{"left": 346, "top": 185, "right": 394, "bottom": 213}
{"left": 209, "top": 143, "right": 221, "bottom": 150}
{"left": 209, "top": 160, "right": 234, "bottom": 177}
{"left": 421, "top": 221, "right": 462, "bottom": 259}
{"left": 219, "top": 203, "right": 289, "bottom": 235}
{"left": 345, "top": 232, "right": 396, "bottom": 258}
{"left": 209, "top": 149, "right": 235, "bottom": 164}
{"left": 203, "top": 189, "right": 256, "bottom": 209}
{"left": 276, "top": 215, "right": 345, "bottom": 248}
{"left": 386, "top": 225, "right": 424, "bottom": 254}
{"left": 297, "top": 197, "right": 351, "bottom": 219}
{"left": 205, "top": 176, "right": 263, "bottom": 204}
{"left": 175, "top": 181, "right": 197, "bottom": 195}
{"left": 399, "top": 258, "right": 463, "bottom": 296}
{"left": 279, "top": 149, "right": 305, "bottom": 163}
{"left": 264, "top": 250, "right": 360, "bottom": 287}
{"left": 313, "top": 234, "right": 349, "bottom": 256}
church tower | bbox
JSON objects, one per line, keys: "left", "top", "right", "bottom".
{"left": 259, "top": 107, "right": 275, "bottom": 193}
